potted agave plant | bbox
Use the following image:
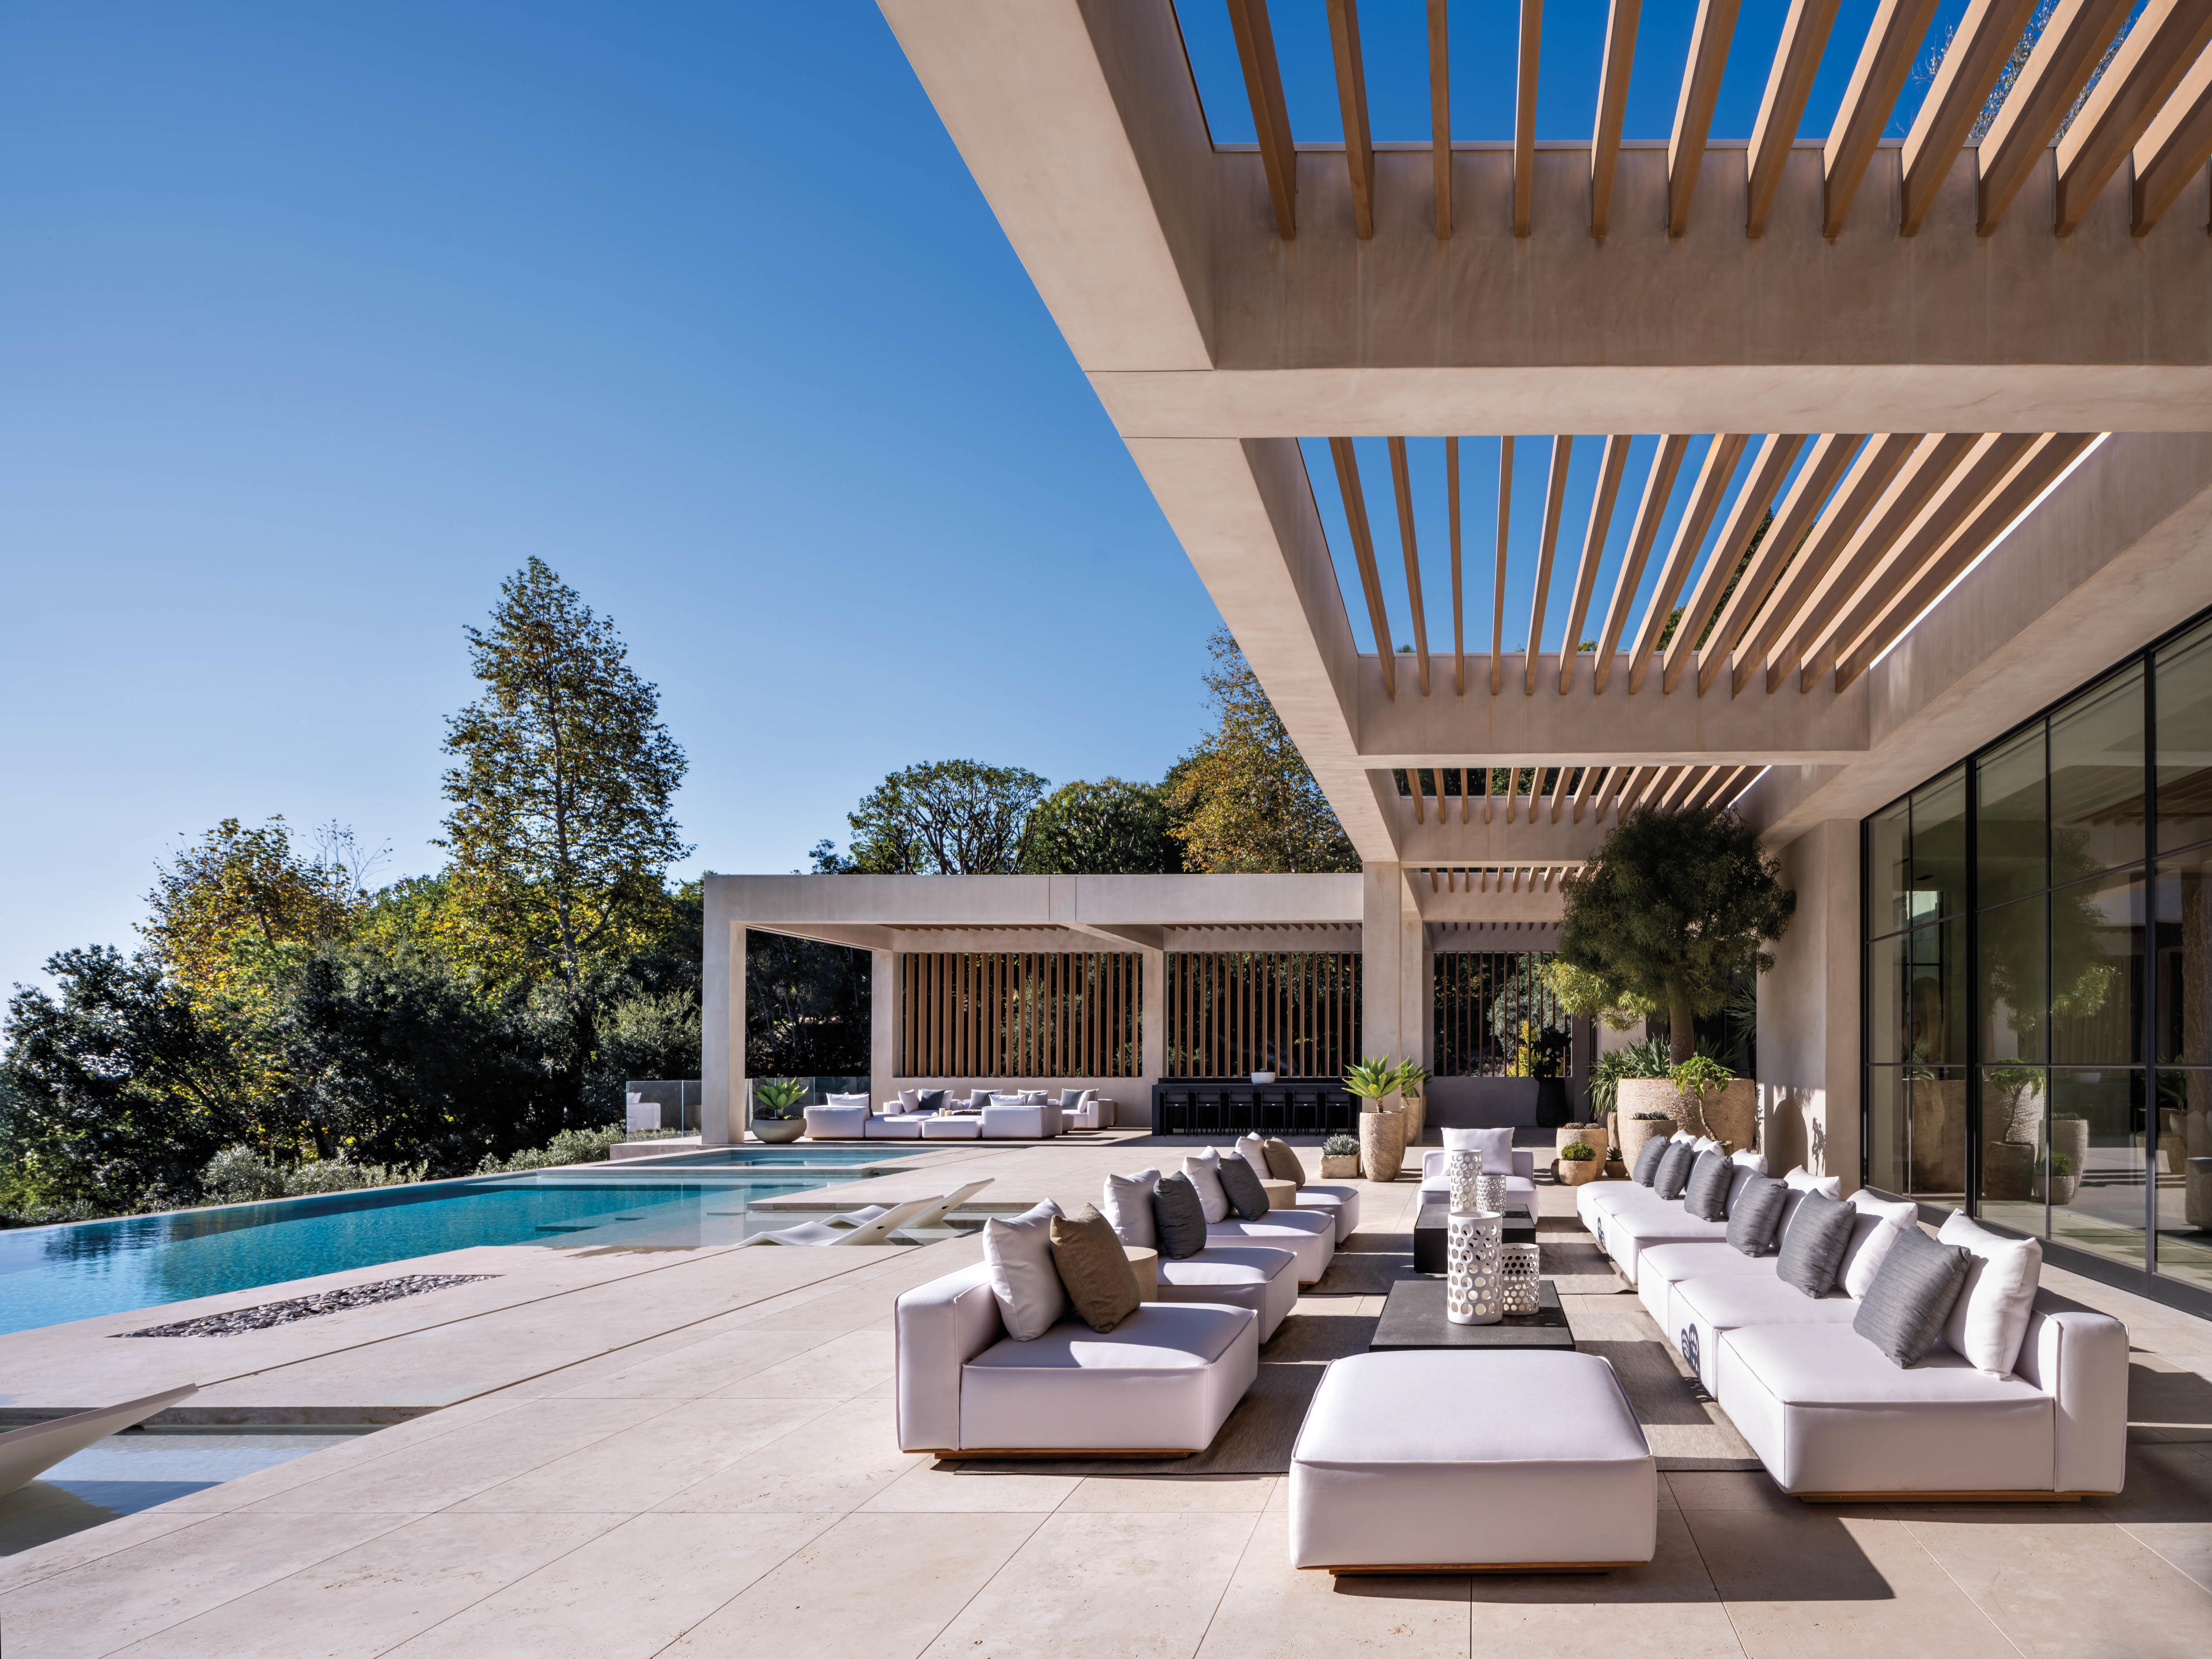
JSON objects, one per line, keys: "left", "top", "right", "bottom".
{"left": 750, "top": 1078, "right": 809, "bottom": 1143}
{"left": 1345, "top": 1057, "right": 1406, "bottom": 1181}
{"left": 1392, "top": 1060, "right": 1430, "bottom": 1149}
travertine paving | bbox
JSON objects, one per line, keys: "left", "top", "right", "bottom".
{"left": 3, "top": 1135, "right": 2209, "bottom": 1658}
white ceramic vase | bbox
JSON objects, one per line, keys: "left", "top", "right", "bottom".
{"left": 1446, "top": 1210, "right": 1503, "bottom": 1325}
{"left": 1445, "top": 1149, "right": 1483, "bottom": 1212}
{"left": 1475, "top": 1171, "right": 1510, "bottom": 1216}
{"left": 1499, "top": 1242, "right": 1541, "bottom": 1316}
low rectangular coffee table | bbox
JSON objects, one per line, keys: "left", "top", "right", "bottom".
{"left": 1412, "top": 1203, "right": 1536, "bottom": 1274}
{"left": 1369, "top": 1277, "right": 1574, "bottom": 1352}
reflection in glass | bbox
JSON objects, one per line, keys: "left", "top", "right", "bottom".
{"left": 1978, "top": 724, "right": 2047, "bottom": 908}
{"left": 1910, "top": 768, "right": 1969, "bottom": 922}
{"left": 1868, "top": 1067, "right": 1906, "bottom": 1195}
{"left": 1905, "top": 1067, "right": 1967, "bottom": 1202}
{"left": 2156, "top": 847, "right": 2212, "bottom": 1065}
{"left": 1870, "top": 801, "right": 1910, "bottom": 937}
{"left": 2153, "top": 1069, "right": 2212, "bottom": 1292}
{"left": 2049, "top": 1069, "right": 2145, "bottom": 1271}
{"left": 1870, "top": 933, "right": 1907, "bottom": 1067}
{"left": 1979, "top": 1065, "right": 2049, "bottom": 1238}
{"left": 1978, "top": 893, "right": 2046, "bottom": 1063}
{"left": 2050, "top": 870, "right": 2143, "bottom": 1066}
{"left": 2051, "top": 664, "right": 2145, "bottom": 881}
{"left": 1908, "top": 917, "right": 1967, "bottom": 1067}
{"left": 2156, "top": 619, "right": 2212, "bottom": 855}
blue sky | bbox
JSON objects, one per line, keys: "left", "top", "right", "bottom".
{"left": 0, "top": 2, "right": 1970, "bottom": 992}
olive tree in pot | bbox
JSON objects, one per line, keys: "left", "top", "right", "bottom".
{"left": 749, "top": 1078, "right": 809, "bottom": 1143}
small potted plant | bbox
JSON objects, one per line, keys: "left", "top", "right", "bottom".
{"left": 1320, "top": 1134, "right": 1359, "bottom": 1180}
{"left": 1556, "top": 1140, "right": 1600, "bottom": 1185}
{"left": 750, "top": 1078, "right": 809, "bottom": 1143}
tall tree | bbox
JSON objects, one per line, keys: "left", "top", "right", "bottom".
{"left": 438, "top": 559, "right": 690, "bottom": 1118}
{"left": 1169, "top": 629, "right": 1359, "bottom": 874}
{"left": 826, "top": 760, "right": 1047, "bottom": 873}
{"left": 141, "top": 817, "right": 377, "bottom": 1004}
{"left": 1020, "top": 778, "right": 1184, "bottom": 874}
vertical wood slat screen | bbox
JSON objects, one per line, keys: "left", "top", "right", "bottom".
{"left": 1433, "top": 951, "right": 1571, "bottom": 1077}
{"left": 1164, "top": 953, "right": 1360, "bottom": 1078}
{"left": 897, "top": 953, "right": 1141, "bottom": 1078}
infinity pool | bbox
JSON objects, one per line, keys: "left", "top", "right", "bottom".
{"left": 0, "top": 1152, "right": 919, "bottom": 1336}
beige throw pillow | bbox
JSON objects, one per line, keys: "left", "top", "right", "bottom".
{"left": 1050, "top": 1204, "right": 1142, "bottom": 1333}
{"left": 1261, "top": 1137, "right": 1308, "bottom": 1188}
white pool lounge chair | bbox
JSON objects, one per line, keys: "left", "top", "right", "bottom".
{"left": 744, "top": 1195, "right": 942, "bottom": 1247}
{"left": 907, "top": 1180, "right": 993, "bottom": 1229}
{"left": 0, "top": 1383, "right": 199, "bottom": 1498}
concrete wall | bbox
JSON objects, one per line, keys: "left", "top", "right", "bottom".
{"left": 1757, "top": 820, "right": 1862, "bottom": 1190}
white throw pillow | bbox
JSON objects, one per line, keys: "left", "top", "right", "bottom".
{"left": 825, "top": 1092, "right": 869, "bottom": 1108}
{"left": 898, "top": 1089, "right": 921, "bottom": 1111}
{"left": 1181, "top": 1151, "right": 1230, "bottom": 1224}
{"left": 1022, "top": 1090, "right": 1049, "bottom": 1105}
{"left": 1101, "top": 1169, "right": 1159, "bottom": 1247}
{"left": 982, "top": 1200, "right": 1067, "bottom": 1341}
{"left": 1937, "top": 1210, "right": 2043, "bottom": 1374}
{"left": 1671, "top": 1131, "right": 1696, "bottom": 1146}
{"left": 1730, "top": 1149, "right": 1767, "bottom": 1175}
{"left": 1839, "top": 1194, "right": 1920, "bottom": 1300}
{"left": 1442, "top": 1126, "right": 1516, "bottom": 1174}
{"left": 1782, "top": 1165, "right": 1842, "bottom": 1200}
{"left": 1235, "top": 1134, "right": 1271, "bottom": 1182}
{"left": 1692, "top": 1136, "right": 1720, "bottom": 1156}
{"left": 990, "top": 1093, "right": 1026, "bottom": 1106}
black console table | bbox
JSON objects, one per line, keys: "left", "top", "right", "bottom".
{"left": 1150, "top": 1079, "right": 1359, "bottom": 1137}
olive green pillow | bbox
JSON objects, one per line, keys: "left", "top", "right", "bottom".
{"left": 1262, "top": 1137, "right": 1308, "bottom": 1188}
{"left": 1048, "top": 1203, "right": 1142, "bottom": 1333}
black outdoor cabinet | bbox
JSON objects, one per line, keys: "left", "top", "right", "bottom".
{"left": 1150, "top": 1080, "right": 1355, "bottom": 1135}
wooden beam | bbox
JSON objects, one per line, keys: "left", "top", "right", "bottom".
{"left": 1699, "top": 431, "right": 1866, "bottom": 695}
{"left": 1329, "top": 438, "right": 1396, "bottom": 700}
{"left": 1748, "top": 0, "right": 1843, "bottom": 236}
{"left": 1516, "top": 0, "right": 1543, "bottom": 236}
{"left": 1429, "top": 0, "right": 1452, "bottom": 240}
{"left": 1525, "top": 436, "right": 1574, "bottom": 694}
{"left": 1493, "top": 436, "right": 1513, "bottom": 694}
{"left": 1592, "top": 435, "right": 1688, "bottom": 694}
{"left": 1410, "top": 767, "right": 1425, "bottom": 823}
{"left": 1592, "top": 0, "right": 1643, "bottom": 241}
{"left": 1550, "top": 762, "right": 1574, "bottom": 823}
{"left": 1595, "top": 765, "right": 1641, "bottom": 820}
{"left": 1680, "top": 764, "right": 1737, "bottom": 810}
{"left": 2134, "top": 41, "right": 2212, "bottom": 233}
{"left": 1388, "top": 437, "right": 1431, "bottom": 695}
{"left": 2057, "top": 0, "right": 2212, "bottom": 236}
{"left": 1462, "top": 766, "right": 1472, "bottom": 824}
{"left": 1832, "top": 433, "right": 2101, "bottom": 688}
{"left": 1559, "top": 435, "right": 1630, "bottom": 693}
{"left": 1669, "top": 0, "right": 1741, "bottom": 236}
{"left": 1661, "top": 434, "right": 1805, "bottom": 694}
{"left": 1327, "top": 0, "right": 1376, "bottom": 239}
{"left": 1626, "top": 434, "right": 1748, "bottom": 693}
{"left": 1823, "top": 0, "right": 1945, "bottom": 238}
{"left": 1571, "top": 763, "right": 1606, "bottom": 822}
{"left": 1656, "top": 765, "right": 1701, "bottom": 812}
{"left": 1900, "top": 0, "right": 2045, "bottom": 235}
{"left": 1227, "top": 0, "right": 1298, "bottom": 240}
{"left": 1448, "top": 437, "right": 1464, "bottom": 695}
{"left": 1978, "top": 0, "right": 2138, "bottom": 234}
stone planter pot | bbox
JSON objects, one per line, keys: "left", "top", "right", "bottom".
{"left": 1559, "top": 1123, "right": 1608, "bottom": 1163}
{"left": 1689, "top": 1080, "right": 1758, "bottom": 1153}
{"left": 2048, "top": 1115, "right": 2089, "bottom": 1207}
{"left": 1359, "top": 1107, "right": 1406, "bottom": 1182}
{"left": 1400, "top": 1094, "right": 1425, "bottom": 1149}
{"left": 2049, "top": 1174, "right": 2081, "bottom": 1206}
{"left": 1982, "top": 1139, "right": 2039, "bottom": 1202}
{"left": 751, "top": 1116, "right": 805, "bottom": 1144}
{"left": 1556, "top": 1154, "right": 1600, "bottom": 1185}
{"left": 1320, "top": 1153, "right": 1359, "bottom": 1180}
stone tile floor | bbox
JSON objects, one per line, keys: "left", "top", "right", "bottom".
{"left": 1, "top": 1135, "right": 2207, "bottom": 1658}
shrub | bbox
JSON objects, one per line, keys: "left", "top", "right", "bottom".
{"left": 2051, "top": 1152, "right": 2077, "bottom": 1180}
{"left": 199, "top": 1145, "right": 425, "bottom": 1205}
{"left": 476, "top": 1124, "right": 633, "bottom": 1175}
{"left": 1559, "top": 1141, "right": 1596, "bottom": 1162}
{"left": 1669, "top": 1054, "right": 1735, "bottom": 1096}
{"left": 1321, "top": 1134, "right": 1358, "bottom": 1157}
{"left": 752, "top": 1078, "right": 809, "bottom": 1120}
{"left": 1589, "top": 1035, "right": 1672, "bottom": 1116}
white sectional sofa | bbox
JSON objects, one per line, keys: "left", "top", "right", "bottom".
{"left": 894, "top": 1262, "right": 1257, "bottom": 1454}
{"left": 1230, "top": 1135, "right": 1361, "bottom": 1242}
{"left": 980, "top": 1100, "right": 1063, "bottom": 1138}
{"left": 1156, "top": 1243, "right": 1299, "bottom": 1341}
{"left": 1576, "top": 1136, "right": 1774, "bottom": 1285}
{"left": 1418, "top": 1147, "right": 1537, "bottom": 1226}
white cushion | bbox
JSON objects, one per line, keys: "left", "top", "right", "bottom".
{"left": 1692, "top": 1136, "right": 1720, "bottom": 1155}
{"left": 1289, "top": 1351, "right": 1656, "bottom": 1570}
{"left": 982, "top": 1200, "right": 1066, "bottom": 1341}
{"left": 1156, "top": 1244, "right": 1298, "bottom": 1341}
{"left": 1294, "top": 1183, "right": 1361, "bottom": 1242}
{"left": 1671, "top": 1130, "right": 1695, "bottom": 1143}
{"left": 1442, "top": 1126, "right": 1516, "bottom": 1174}
{"left": 1938, "top": 1210, "right": 2044, "bottom": 1375}
{"left": 919, "top": 1115, "right": 981, "bottom": 1139}
{"left": 1782, "top": 1165, "right": 1842, "bottom": 1199}
{"left": 1101, "top": 1169, "right": 1159, "bottom": 1248}
{"left": 1182, "top": 1150, "right": 1230, "bottom": 1224}
{"left": 1634, "top": 1240, "right": 1777, "bottom": 1335}
{"left": 1668, "top": 1274, "right": 1858, "bottom": 1392}
{"left": 825, "top": 1092, "right": 870, "bottom": 1108}
{"left": 862, "top": 1113, "right": 925, "bottom": 1139}
{"left": 897, "top": 1088, "right": 922, "bottom": 1110}
{"left": 1234, "top": 1133, "right": 1271, "bottom": 1181}
{"left": 1731, "top": 1149, "right": 1768, "bottom": 1175}
{"left": 1839, "top": 1194, "right": 1921, "bottom": 1300}
{"left": 1206, "top": 1210, "right": 1334, "bottom": 1282}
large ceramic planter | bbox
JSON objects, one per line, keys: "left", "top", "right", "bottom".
{"left": 1399, "top": 1093, "right": 1425, "bottom": 1149}
{"left": 1358, "top": 1106, "right": 1406, "bottom": 1182}
{"left": 1559, "top": 1122, "right": 1608, "bottom": 1163}
{"left": 1556, "top": 1155, "right": 1600, "bottom": 1185}
{"left": 1690, "top": 1081, "right": 1759, "bottom": 1153}
{"left": 751, "top": 1116, "right": 805, "bottom": 1144}
{"left": 1535, "top": 1075, "right": 1571, "bottom": 1128}
{"left": 1982, "top": 1139, "right": 2038, "bottom": 1201}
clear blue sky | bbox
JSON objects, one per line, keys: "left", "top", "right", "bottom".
{"left": 0, "top": 1, "right": 1965, "bottom": 993}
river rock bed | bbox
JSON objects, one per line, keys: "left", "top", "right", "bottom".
{"left": 118, "top": 1274, "right": 501, "bottom": 1337}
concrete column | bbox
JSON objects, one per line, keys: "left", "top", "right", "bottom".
{"left": 1758, "top": 820, "right": 1862, "bottom": 1190}
{"left": 871, "top": 950, "right": 897, "bottom": 1108}
{"left": 700, "top": 904, "right": 743, "bottom": 1146}
{"left": 1139, "top": 946, "right": 1165, "bottom": 1081}
{"left": 1413, "top": 918, "right": 1435, "bottom": 1073}
{"left": 1361, "top": 864, "right": 1405, "bottom": 1062}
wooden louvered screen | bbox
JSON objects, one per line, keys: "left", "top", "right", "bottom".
{"left": 1434, "top": 951, "right": 1572, "bottom": 1077}
{"left": 897, "top": 952, "right": 1141, "bottom": 1078}
{"left": 1164, "top": 953, "right": 1360, "bottom": 1079}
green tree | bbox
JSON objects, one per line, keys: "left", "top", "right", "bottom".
{"left": 1169, "top": 629, "right": 1358, "bottom": 874}
{"left": 1558, "top": 805, "right": 1795, "bottom": 1063}
{"left": 1020, "top": 778, "right": 1184, "bottom": 874}
{"left": 141, "top": 817, "right": 377, "bottom": 1006}
{"left": 438, "top": 559, "right": 690, "bottom": 1119}
{"left": 827, "top": 760, "right": 1047, "bottom": 873}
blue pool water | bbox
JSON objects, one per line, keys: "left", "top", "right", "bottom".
{"left": 0, "top": 1152, "right": 918, "bottom": 1336}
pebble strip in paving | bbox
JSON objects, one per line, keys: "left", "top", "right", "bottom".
{"left": 115, "top": 1274, "right": 501, "bottom": 1338}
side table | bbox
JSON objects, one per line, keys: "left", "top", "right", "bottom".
{"left": 1122, "top": 1244, "right": 1158, "bottom": 1301}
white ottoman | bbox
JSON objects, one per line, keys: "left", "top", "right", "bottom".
{"left": 919, "top": 1115, "right": 982, "bottom": 1139}
{"left": 1289, "top": 1350, "right": 1656, "bottom": 1573}
{"left": 1156, "top": 1244, "right": 1299, "bottom": 1342}
{"left": 802, "top": 1104, "right": 869, "bottom": 1139}
{"left": 1294, "top": 1183, "right": 1361, "bottom": 1242}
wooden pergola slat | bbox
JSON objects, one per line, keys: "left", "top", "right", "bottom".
{"left": 1900, "top": 0, "right": 2044, "bottom": 235}
{"left": 1593, "top": 434, "right": 1689, "bottom": 694}
{"left": 1748, "top": 0, "right": 1843, "bottom": 237}
{"left": 1388, "top": 437, "right": 1431, "bottom": 695}
{"left": 1669, "top": 0, "right": 1741, "bottom": 236}
{"left": 1661, "top": 433, "right": 1805, "bottom": 694}
{"left": 1429, "top": 0, "right": 1452, "bottom": 240}
{"left": 1493, "top": 436, "right": 1514, "bottom": 694}
{"left": 1592, "top": 0, "right": 1643, "bottom": 241}
{"left": 1823, "top": 0, "right": 1945, "bottom": 238}
{"left": 1593, "top": 764, "right": 1637, "bottom": 821}
{"left": 2056, "top": 0, "right": 2212, "bottom": 236}
{"left": 1327, "top": 0, "right": 1376, "bottom": 240}
{"left": 1978, "top": 0, "right": 2138, "bottom": 233}
{"left": 1559, "top": 435, "right": 1630, "bottom": 692}
{"left": 2133, "top": 42, "right": 2212, "bottom": 233}
{"left": 1329, "top": 438, "right": 1396, "bottom": 700}
{"left": 1448, "top": 436, "right": 1465, "bottom": 694}
{"left": 1548, "top": 762, "right": 1574, "bottom": 823}
{"left": 1525, "top": 435, "right": 1575, "bottom": 695}
{"left": 1226, "top": 0, "right": 1298, "bottom": 240}
{"left": 1656, "top": 764, "right": 1702, "bottom": 812}
{"left": 1515, "top": 0, "right": 1543, "bottom": 237}
{"left": 1700, "top": 431, "right": 1866, "bottom": 695}
{"left": 1571, "top": 763, "right": 1607, "bottom": 822}
{"left": 1627, "top": 434, "right": 1747, "bottom": 692}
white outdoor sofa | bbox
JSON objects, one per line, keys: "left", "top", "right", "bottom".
{"left": 1576, "top": 1135, "right": 1771, "bottom": 1285}
{"left": 894, "top": 1262, "right": 1258, "bottom": 1455}
{"left": 804, "top": 1090, "right": 1065, "bottom": 1140}
{"left": 1058, "top": 1088, "right": 1114, "bottom": 1130}
{"left": 1230, "top": 1135, "right": 1361, "bottom": 1242}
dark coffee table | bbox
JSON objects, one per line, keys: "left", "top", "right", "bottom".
{"left": 1369, "top": 1277, "right": 1574, "bottom": 1352}
{"left": 1412, "top": 1202, "right": 1536, "bottom": 1274}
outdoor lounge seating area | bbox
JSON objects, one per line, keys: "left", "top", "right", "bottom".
{"left": 800, "top": 1087, "right": 1114, "bottom": 1141}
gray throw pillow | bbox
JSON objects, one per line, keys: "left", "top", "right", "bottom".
{"left": 913, "top": 1088, "right": 945, "bottom": 1115}
{"left": 1683, "top": 1150, "right": 1733, "bottom": 1221}
{"left": 1725, "top": 1175, "right": 1789, "bottom": 1256}
{"left": 1631, "top": 1135, "right": 1669, "bottom": 1186}
{"left": 1261, "top": 1137, "right": 1307, "bottom": 1188}
{"left": 1216, "top": 1154, "right": 1271, "bottom": 1219}
{"left": 1151, "top": 1173, "right": 1208, "bottom": 1259}
{"left": 1775, "top": 1191, "right": 1857, "bottom": 1297}
{"left": 1652, "top": 1140, "right": 1699, "bottom": 1200}
{"left": 1853, "top": 1223, "right": 1975, "bottom": 1367}
{"left": 1049, "top": 1203, "right": 1142, "bottom": 1333}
